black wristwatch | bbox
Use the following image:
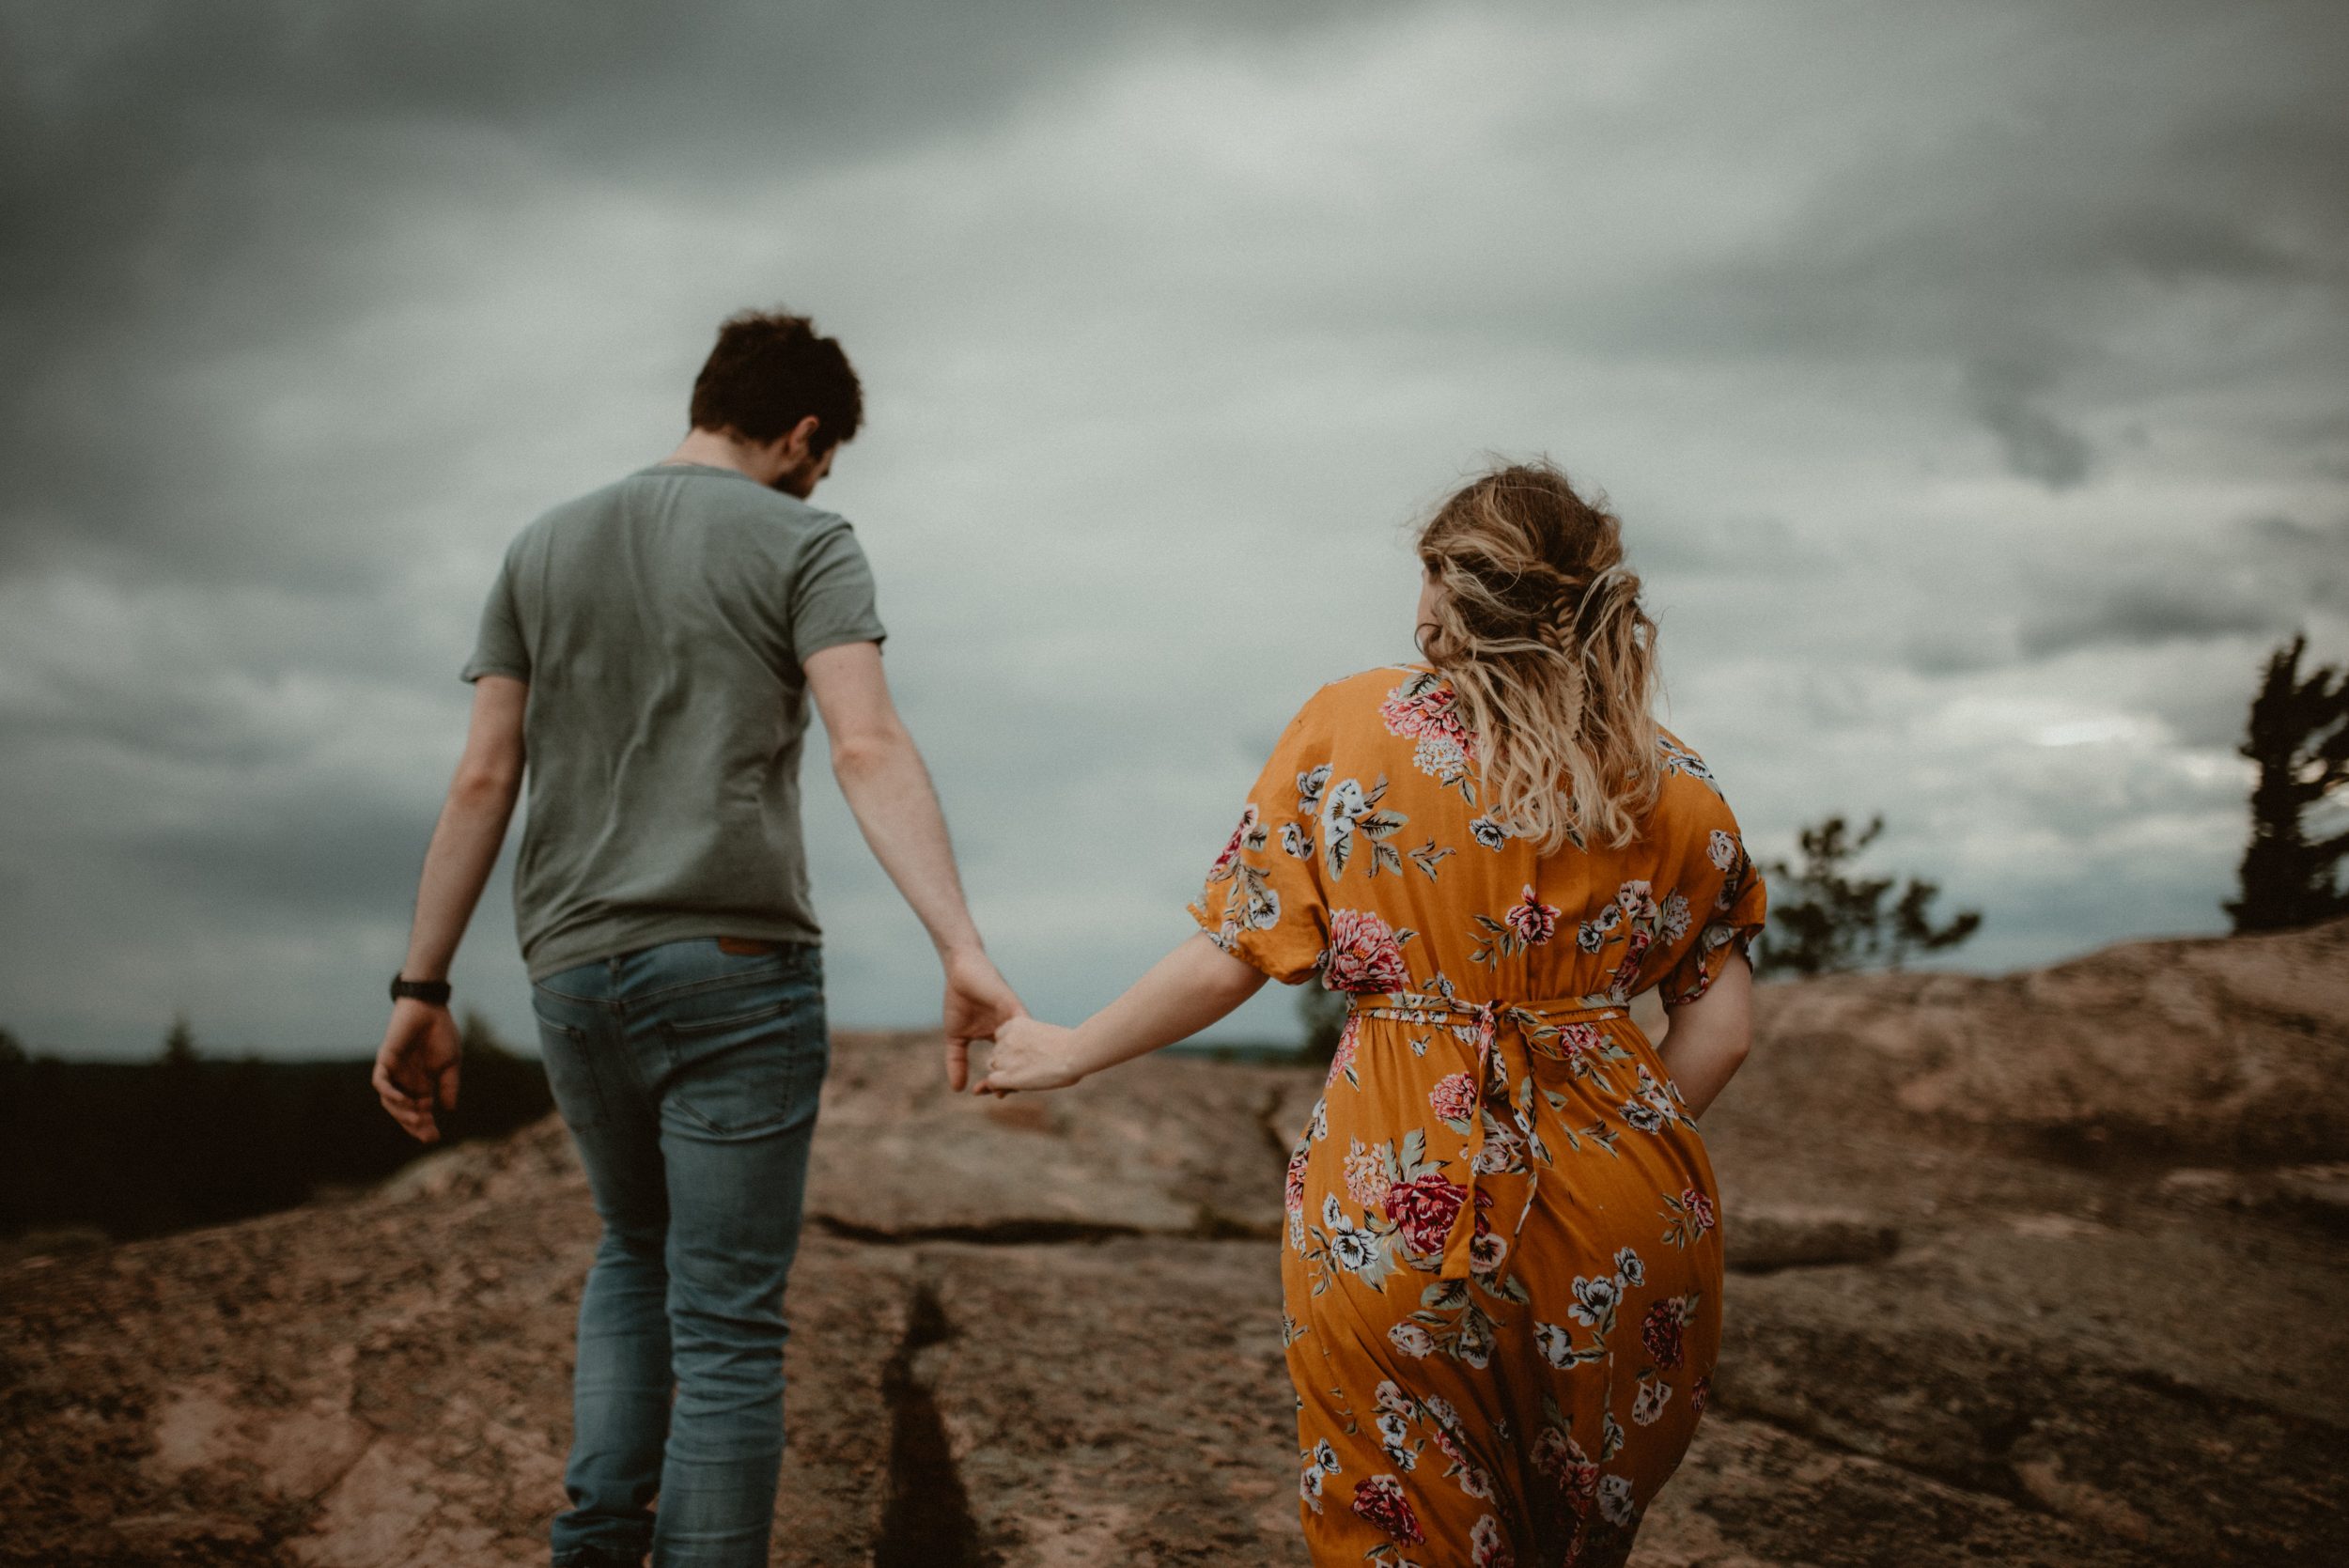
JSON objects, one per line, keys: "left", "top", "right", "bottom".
{"left": 389, "top": 974, "right": 453, "bottom": 1007}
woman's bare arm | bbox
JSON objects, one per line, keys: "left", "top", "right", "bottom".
{"left": 974, "top": 933, "right": 1268, "bottom": 1093}
{"left": 1657, "top": 949, "right": 1754, "bottom": 1118}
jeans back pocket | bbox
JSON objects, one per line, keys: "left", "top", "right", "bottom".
{"left": 654, "top": 982, "right": 828, "bottom": 1138}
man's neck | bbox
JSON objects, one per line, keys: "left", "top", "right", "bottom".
{"left": 661, "top": 428, "right": 771, "bottom": 481}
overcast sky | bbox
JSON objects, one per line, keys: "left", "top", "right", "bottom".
{"left": 3, "top": 0, "right": 2344, "bottom": 1061}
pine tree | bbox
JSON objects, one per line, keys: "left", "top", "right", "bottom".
{"left": 1755, "top": 815, "right": 1982, "bottom": 978}
{"left": 2227, "top": 634, "right": 2349, "bottom": 933}
{"left": 160, "top": 1015, "right": 200, "bottom": 1066}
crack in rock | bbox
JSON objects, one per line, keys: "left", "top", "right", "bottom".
{"left": 818, "top": 1212, "right": 1283, "bottom": 1249}
{"left": 1724, "top": 1208, "right": 1902, "bottom": 1274}
{"left": 1709, "top": 1402, "right": 2055, "bottom": 1517}
{"left": 872, "top": 1276, "right": 986, "bottom": 1568}
{"left": 816, "top": 1216, "right": 1147, "bottom": 1248}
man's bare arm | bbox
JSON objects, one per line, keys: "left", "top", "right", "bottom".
{"left": 803, "top": 641, "right": 1020, "bottom": 1087}
{"left": 400, "top": 675, "right": 528, "bottom": 979}
{"left": 372, "top": 675, "right": 527, "bottom": 1141}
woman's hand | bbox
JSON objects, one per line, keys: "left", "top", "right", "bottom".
{"left": 973, "top": 1016, "right": 1088, "bottom": 1095}
{"left": 965, "top": 934, "right": 1268, "bottom": 1096}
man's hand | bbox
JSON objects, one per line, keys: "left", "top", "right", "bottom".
{"left": 376, "top": 675, "right": 520, "bottom": 1140}
{"left": 373, "top": 1000, "right": 462, "bottom": 1142}
{"left": 972, "top": 1016, "right": 1086, "bottom": 1096}
{"left": 941, "top": 948, "right": 1024, "bottom": 1091}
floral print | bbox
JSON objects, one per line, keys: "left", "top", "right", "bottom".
{"left": 1323, "top": 910, "right": 1416, "bottom": 994}
{"left": 1188, "top": 665, "right": 1766, "bottom": 1566}
{"left": 1352, "top": 1473, "right": 1425, "bottom": 1545}
{"left": 1379, "top": 669, "right": 1480, "bottom": 800}
{"left": 1201, "top": 804, "right": 1281, "bottom": 951}
{"left": 1572, "top": 880, "right": 1700, "bottom": 1006}
{"left": 1657, "top": 734, "right": 1719, "bottom": 792}
{"left": 1641, "top": 1296, "right": 1692, "bottom": 1371}
{"left": 1210, "top": 803, "right": 1264, "bottom": 881}
{"left": 1470, "top": 884, "right": 1564, "bottom": 967}
{"left": 1706, "top": 829, "right": 1738, "bottom": 871}
{"left": 1429, "top": 1072, "right": 1479, "bottom": 1127}
{"left": 1471, "top": 1513, "right": 1515, "bottom": 1568}
{"left": 1505, "top": 886, "right": 1561, "bottom": 946}
{"left": 1300, "top": 1440, "right": 1340, "bottom": 1512}
{"left": 1658, "top": 1185, "right": 1717, "bottom": 1249}
{"left": 1322, "top": 775, "right": 1409, "bottom": 880}
{"left": 1298, "top": 764, "right": 1332, "bottom": 815}
{"left": 1384, "top": 1171, "right": 1486, "bottom": 1260}
{"left": 1327, "top": 1014, "right": 1362, "bottom": 1090}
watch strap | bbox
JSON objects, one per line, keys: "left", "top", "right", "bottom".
{"left": 389, "top": 974, "right": 453, "bottom": 1007}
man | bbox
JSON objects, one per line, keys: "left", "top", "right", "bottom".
{"left": 371, "top": 308, "right": 1021, "bottom": 1568}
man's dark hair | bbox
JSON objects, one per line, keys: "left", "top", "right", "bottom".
{"left": 689, "top": 309, "right": 863, "bottom": 453}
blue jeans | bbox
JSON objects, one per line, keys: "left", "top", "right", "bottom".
{"left": 530, "top": 938, "right": 830, "bottom": 1568}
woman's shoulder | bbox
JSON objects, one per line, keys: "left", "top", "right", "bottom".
{"left": 1319, "top": 663, "right": 1432, "bottom": 700}
{"left": 1648, "top": 725, "right": 1747, "bottom": 845}
{"left": 1654, "top": 725, "right": 1724, "bottom": 791}
{"left": 1292, "top": 663, "right": 1441, "bottom": 722}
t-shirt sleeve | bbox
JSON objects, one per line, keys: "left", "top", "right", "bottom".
{"left": 1186, "top": 695, "right": 1332, "bottom": 986}
{"left": 789, "top": 520, "right": 887, "bottom": 666}
{"left": 459, "top": 553, "right": 531, "bottom": 684}
{"left": 1659, "top": 813, "right": 1768, "bottom": 1006}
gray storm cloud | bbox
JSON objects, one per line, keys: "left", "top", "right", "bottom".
{"left": 2, "top": 0, "right": 2344, "bottom": 1058}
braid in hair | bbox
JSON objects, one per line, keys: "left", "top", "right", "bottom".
{"left": 1416, "top": 462, "right": 1661, "bottom": 851}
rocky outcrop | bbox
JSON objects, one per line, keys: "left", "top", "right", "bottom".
{"left": 1719, "top": 916, "right": 2349, "bottom": 1169}
{"left": 6, "top": 918, "right": 2347, "bottom": 1565}
{"left": 805, "top": 1037, "right": 1298, "bottom": 1244}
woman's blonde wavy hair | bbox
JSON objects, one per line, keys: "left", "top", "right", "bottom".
{"left": 1415, "top": 460, "right": 1661, "bottom": 852}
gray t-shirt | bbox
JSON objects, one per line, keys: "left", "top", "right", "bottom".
{"left": 462, "top": 462, "right": 886, "bottom": 979}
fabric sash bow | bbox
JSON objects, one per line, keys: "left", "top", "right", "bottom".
{"left": 1347, "top": 988, "right": 1630, "bottom": 1281}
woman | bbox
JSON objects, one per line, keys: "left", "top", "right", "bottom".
{"left": 979, "top": 461, "right": 1766, "bottom": 1568}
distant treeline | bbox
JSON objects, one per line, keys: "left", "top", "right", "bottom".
{"left": 0, "top": 1016, "right": 552, "bottom": 1247}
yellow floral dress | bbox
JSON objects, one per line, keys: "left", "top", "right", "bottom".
{"left": 1190, "top": 666, "right": 1766, "bottom": 1568}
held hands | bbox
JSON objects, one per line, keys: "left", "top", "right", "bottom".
{"left": 372, "top": 999, "right": 461, "bottom": 1142}
{"left": 940, "top": 949, "right": 1084, "bottom": 1095}
{"left": 972, "top": 1016, "right": 1087, "bottom": 1096}
{"left": 941, "top": 947, "right": 1026, "bottom": 1091}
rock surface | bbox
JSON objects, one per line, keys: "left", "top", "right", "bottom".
{"left": 6, "top": 918, "right": 2349, "bottom": 1565}
{"left": 807, "top": 1039, "right": 1297, "bottom": 1243}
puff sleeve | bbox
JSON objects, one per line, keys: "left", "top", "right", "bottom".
{"left": 1658, "top": 815, "right": 1768, "bottom": 1005}
{"left": 1186, "top": 694, "right": 1335, "bottom": 986}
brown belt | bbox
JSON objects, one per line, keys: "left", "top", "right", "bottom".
{"left": 716, "top": 937, "right": 785, "bottom": 956}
